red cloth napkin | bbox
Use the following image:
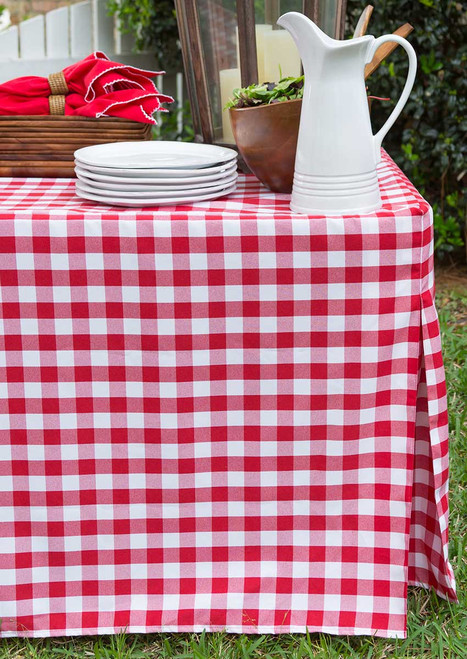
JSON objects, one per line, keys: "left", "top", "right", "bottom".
{"left": 0, "top": 51, "right": 174, "bottom": 123}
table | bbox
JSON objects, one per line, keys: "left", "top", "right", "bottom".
{"left": 0, "top": 153, "right": 457, "bottom": 639}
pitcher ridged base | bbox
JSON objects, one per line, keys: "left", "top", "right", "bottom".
{"left": 290, "top": 169, "right": 382, "bottom": 215}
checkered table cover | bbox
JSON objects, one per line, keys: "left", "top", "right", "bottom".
{"left": 0, "top": 152, "right": 457, "bottom": 639}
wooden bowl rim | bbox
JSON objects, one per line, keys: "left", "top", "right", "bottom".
{"left": 229, "top": 98, "right": 302, "bottom": 114}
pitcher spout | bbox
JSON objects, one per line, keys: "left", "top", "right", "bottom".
{"left": 276, "top": 12, "right": 331, "bottom": 74}
{"left": 277, "top": 12, "right": 373, "bottom": 76}
{"left": 277, "top": 11, "right": 333, "bottom": 43}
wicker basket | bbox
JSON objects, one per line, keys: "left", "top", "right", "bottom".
{"left": 0, "top": 115, "right": 153, "bottom": 177}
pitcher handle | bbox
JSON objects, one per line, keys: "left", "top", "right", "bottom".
{"left": 367, "top": 34, "right": 417, "bottom": 163}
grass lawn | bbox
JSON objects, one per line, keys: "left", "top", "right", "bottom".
{"left": 1, "top": 268, "right": 466, "bottom": 659}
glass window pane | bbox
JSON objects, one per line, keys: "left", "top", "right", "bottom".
{"left": 197, "top": 0, "right": 240, "bottom": 143}
{"left": 259, "top": 1, "right": 303, "bottom": 83}
{"left": 319, "top": 0, "right": 339, "bottom": 37}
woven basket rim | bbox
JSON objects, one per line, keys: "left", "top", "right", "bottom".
{"left": 0, "top": 115, "right": 151, "bottom": 124}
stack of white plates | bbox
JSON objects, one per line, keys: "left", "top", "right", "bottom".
{"left": 74, "top": 141, "right": 238, "bottom": 207}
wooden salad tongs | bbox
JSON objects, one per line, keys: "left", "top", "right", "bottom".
{"left": 352, "top": 6, "right": 414, "bottom": 80}
{"left": 353, "top": 5, "right": 374, "bottom": 38}
{"left": 364, "top": 23, "right": 414, "bottom": 79}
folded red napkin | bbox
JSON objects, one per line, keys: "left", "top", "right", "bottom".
{"left": 0, "top": 51, "right": 174, "bottom": 123}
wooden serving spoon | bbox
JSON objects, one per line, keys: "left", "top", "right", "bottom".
{"left": 364, "top": 23, "right": 414, "bottom": 79}
{"left": 353, "top": 5, "right": 374, "bottom": 38}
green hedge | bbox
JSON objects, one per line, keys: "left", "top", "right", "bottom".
{"left": 347, "top": 0, "right": 467, "bottom": 258}
{"left": 110, "top": 0, "right": 466, "bottom": 257}
{"left": 108, "top": 0, "right": 180, "bottom": 68}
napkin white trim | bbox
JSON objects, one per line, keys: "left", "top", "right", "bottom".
{"left": 83, "top": 51, "right": 165, "bottom": 103}
{"left": 94, "top": 92, "right": 173, "bottom": 124}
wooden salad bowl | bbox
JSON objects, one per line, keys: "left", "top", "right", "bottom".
{"left": 229, "top": 99, "right": 302, "bottom": 194}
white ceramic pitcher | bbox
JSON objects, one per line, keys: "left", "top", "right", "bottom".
{"left": 276, "top": 12, "right": 417, "bottom": 214}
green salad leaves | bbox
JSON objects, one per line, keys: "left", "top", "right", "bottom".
{"left": 224, "top": 76, "right": 304, "bottom": 110}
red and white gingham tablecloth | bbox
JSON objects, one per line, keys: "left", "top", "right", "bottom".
{"left": 0, "top": 153, "right": 457, "bottom": 639}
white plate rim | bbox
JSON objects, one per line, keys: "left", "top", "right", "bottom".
{"left": 74, "top": 158, "right": 238, "bottom": 179}
{"left": 75, "top": 174, "right": 238, "bottom": 198}
{"left": 75, "top": 182, "right": 238, "bottom": 207}
{"left": 74, "top": 141, "right": 238, "bottom": 170}
{"left": 75, "top": 162, "right": 238, "bottom": 186}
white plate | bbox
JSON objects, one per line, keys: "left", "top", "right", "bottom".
{"left": 75, "top": 182, "right": 238, "bottom": 207}
{"left": 75, "top": 162, "right": 238, "bottom": 187}
{"left": 76, "top": 175, "right": 238, "bottom": 199}
{"left": 76, "top": 172, "right": 238, "bottom": 195}
{"left": 74, "top": 141, "right": 238, "bottom": 170}
{"left": 75, "top": 159, "right": 238, "bottom": 179}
